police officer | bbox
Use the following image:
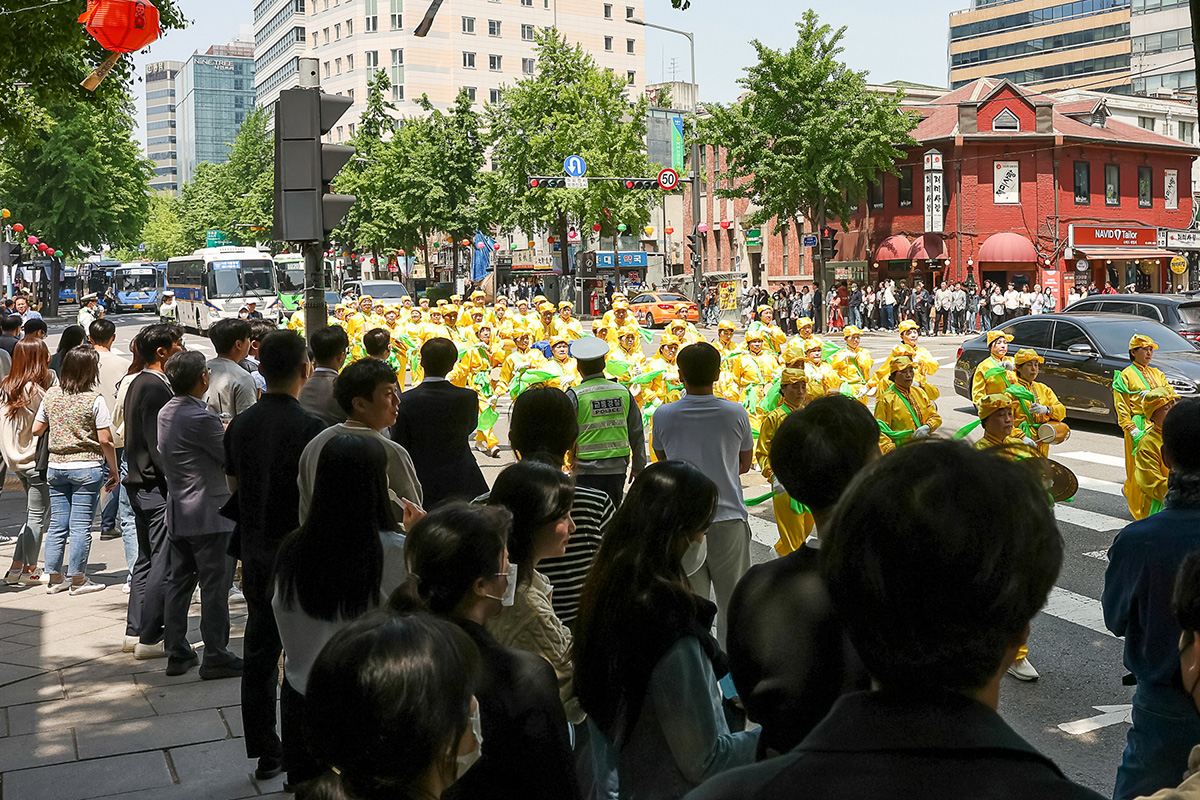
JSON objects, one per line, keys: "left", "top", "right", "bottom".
{"left": 566, "top": 336, "right": 647, "bottom": 507}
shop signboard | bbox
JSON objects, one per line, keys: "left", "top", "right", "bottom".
{"left": 1068, "top": 225, "right": 1159, "bottom": 248}
{"left": 617, "top": 251, "right": 648, "bottom": 268}
{"left": 1165, "top": 230, "right": 1200, "bottom": 250}
{"left": 1166, "top": 170, "right": 1179, "bottom": 210}
{"left": 924, "top": 149, "right": 945, "bottom": 232}
{"left": 1171, "top": 255, "right": 1189, "bottom": 274}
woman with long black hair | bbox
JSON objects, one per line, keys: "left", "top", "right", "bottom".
{"left": 573, "top": 461, "right": 759, "bottom": 798}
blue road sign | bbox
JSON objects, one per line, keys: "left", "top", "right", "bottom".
{"left": 564, "top": 155, "right": 587, "bottom": 177}
{"left": 803, "top": 233, "right": 819, "bottom": 247}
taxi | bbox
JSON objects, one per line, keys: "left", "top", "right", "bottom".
{"left": 630, "top": 291, "right": 700, "bottom": 328}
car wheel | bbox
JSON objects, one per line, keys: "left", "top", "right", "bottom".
{"left": 646, "top": 313, "right": 655, "bottom": 328}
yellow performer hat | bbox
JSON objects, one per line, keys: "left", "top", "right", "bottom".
{"left": 842, "top": 325, "right": 864, "bottom": 338}
{"left": 616, "top": 324, "right": 639, "bottom": 340}
{"left": 717, "top": 320, "right": 736, "bottom": 332}
{"left": 495, "top": 296, "right": 509, "bottom": 306}
{"left": 658, "top": 333, "right": 682, "bottom": 351}
{"left": 537, "top": 302, "right": 555, "bottom": 314}
{"left": 781, "top": 338, "right": 807, "bottom": 366}
{"left": 511, "top": 320, "right": 531, "bottom": 337}
{"left": 1014, "top": 348, "right": 1043, "bottom": 367}
{"left": 1129, "top": 334, "right": 1158, "bottom": 351}
{"left": 358, "top": 294, "right": 374, "bottom": 304}
{"left": 744, "top": 330, "right": 766, "bottom": 344}
{"left": 1144, "top": 386, "right": 1178, "bottom": 417}
{"left": 675, "top": 303, "right": 691, "bottom": 314}
{"left": 475, "top": 320, "right": 493, "bottom": 332}
{"left": 986, "top": 330, "right": 1014, "bottom": 347}
{"left": 978, "top": 393, "right": 1016, "bottom": 419}
{"left": 780, "top": 366, "right": 807, "bottom": 386}
{"left": 886, "top": 353, "right": 916, "bottom": 375}
{"left": 558, "top": 301, "right": 572, "bottom": 310}
{"left": 804, "top": 337, "right": 823, "bottom": 353}
{"left": 550, "top": 332, "right": 570, "bottom": 346}
{"left": 757, "top": 304, "right": 772, "bottom": 315}
{"left": 898, "top": 320, "right": 920, "bottom": 334}
{"left": 401, "top": 296, "right": 413, "bottom": 306}
{"left": 443, "top": 304, "right": 459, "bottom": 315}
{"left": 612, "top": 298, "right": 630, "bottom": 310}
{"left": 796, "top": 317, "right": 814, "bottom": 330}
{"left": 470, "top": 290, "right": 486, "bottom": 300}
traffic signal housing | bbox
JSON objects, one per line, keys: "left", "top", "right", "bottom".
{"left": 819, "top": 226, "right": 838, "bottom": 263}
{"left": 0, "top": 242, "right": 20, "bottom": 271}
{"left": 686, "top": 232, "right": 701, "bottom": 265}
{"left": 623, "top": 178, "right": 657, "bottom": 190}
{"left": 528, "top": 177, "right": 565, "bottom": 188}
{"left": 274, "top": 87, "right": 357, "bottom": 243}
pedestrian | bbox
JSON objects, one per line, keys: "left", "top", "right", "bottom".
{"left": 298, "top": 326, "right": 349, "bottom": 428}
{"left": 77, "top": 293, "right": 102, "bottom": 330}
{"left": 811, "top": 282, "right": 824, "bottom": 334}
{"left": 110, "top": 335, "right": 144, "bottom": 587}
{"left": 575, "top": 461, "right": 760, "bottom": 797}
{"left": 156, "top": 351, "right": 243, "bottom": 680}
{"left": 688, "top": 440, "right": 1104, "bottom": 800}
{"left": 300, "top": 613, "right": 481, "bottom": 800}
{"left": 205, "top": 318, "right": 257, "bottom": 421}
{"left": 391, "top": 503, "right": 580, "bottom": 800}
{"left": 158, "top": 290, "right": 177, "bottom": 322}
{"left": 273, "top": 434, "right": 410, "bottom": 787}
{"left": 0, "top": 340, "right": 54, "bottom": 582}
{"left": 244, "top": 300, "right": 264, "bottom": 321}
{"left": 298, "top": 357, "right": 422, "bottom": 523}
{"left": 239, "top": 320, "right": 274, "bottom": 397}
{"left": 224, "top": 330, "right": 325, "bottom": 782}
{"left": 880, "top": 280, "right": 896, "bottom": 329}
{"left": 1003, "top": 283, "right": 1020, "bottom": 321}
{"left": 934, "top": 281, "right": 951, "bottom": 335}
{"left": 1104, "top": 398, "right": 1200, "bottom": 800}
{"left": 14, "top": 295, "right": 41, "bottom": 324}
{"left": 652, "top": 342, "right": 753, "bottom": 646}
{"left": 89, "top": 318, "right": 130, "bottom": 541}
{"left": 990, "top": 284, "right": 1006, "bottom": 327}
{"left": 123, "top": 323, "right": 185, "bottom": 658}
{"left": 1031, "top": 283, "right": 1045, "bottom": 315}
{"left": 727, "top": 396, "right": 878, "bottom": 759}
{"left": 0, "top": 315, "right": 21, "bottom": 356}
{"left": 34, "top": 344, "right": 118, "bottom": 595}
{"left": 49, "top": 325, "right": 85, "bottom": 374}
{"left": 952, "top": 282, "right": 968, "bottom": 333}
{"left": 389, "top": 337, "right": 488, "bottom": 508}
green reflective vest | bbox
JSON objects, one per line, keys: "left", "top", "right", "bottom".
{"left": 575, "top": 377, "right": 632, "bottom": 460}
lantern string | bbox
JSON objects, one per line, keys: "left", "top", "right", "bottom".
{"left": 0, "top": 0, "right": 75, "bottom": 15}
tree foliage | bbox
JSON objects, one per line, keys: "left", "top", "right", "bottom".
{"left": 0, "top": 92, "right": 152, "bottom": 255}
{"left": 109, "top": 193, "right": 187, "bottom": 261}
{"left": 695, "top": 10, "right": 918, "bottom": 234}
{"left": 333, "top": 70, "right": 401, "bottom": 254}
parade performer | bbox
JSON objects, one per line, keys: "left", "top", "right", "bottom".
{"left": 1114, "top": 334, "right": 1170, "bottom": 519}
{"left": 513, "top": 298, "right": 535, "bottom": 328}
{"left": 830, "top": 325, "right": 874, "bottom": 404}
{"left": 545, "top": 334, "right": 581, "bottom": 390}
{"left": 1010, "top": 349, "right": 1066, "bottom": 458}
{"left": 974, "top": 393, "right": 1029, "bottom": 451}
{"left": 1131, "top": 386, "right": 1178, "bottom": 520}
{"left": 440, "top": 304, "right": 469, "bottom": 343}
{"left": 970, "top": 330, "right": 1017, "bottom": 406}
{"left": 747, "top": 305, "right": 787, "bottom": 356}
{"left": 534, "top": 302, "right": 558, "bottom": 344}
{"left": 729, "top": 330, "right": 780, "bottom": 441}
{"left": 555, "top": 302, "right": 584, "bottom": 341}
{"left": 874, "top": 354, "right": 941, "bottom": 454}
{"left": 753, "top": 365, "right": 815, "bottom": 556}
{"left": 417, "top": 296, "right": 432, "bottom": 321}
{"left": 880, "top": 320, "right": 940, "bottom": 397}
{"left": 670, "top": 305, "right": 703, "bottom": 343}
{"left": 608, "top": 325, "right": 651, "bottom": 388}
{"left": 495, "top": 322, "right": 549, "bottom": 398}
{"left": 345, "top": 295, "right": 376, "bottom": 341}
{"left": 285, "top": 299, "right": 306, "bottom": 333}
{"left": 802, "top": 338, "right": 843, "bottom": 400}
{"left": 601, "top": 297, "right": 633, "bottom": 337}
{"left": 794, "top": 315, "right": 814, "bottom": 341}
{"left": 643, "top": 334, "right": 684, "bottom": 461}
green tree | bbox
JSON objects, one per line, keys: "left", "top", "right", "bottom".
{"left": 333, "top": 71, "right": 399, "bottom": 259}
{"left": 0, "top": 92, "right": 152, "bottom": 255}
{"left": 486, "top": 28, "right": 661, "bottom": 266}
{"left": 694, "top": 11, "right": 918, "bottom": 266}
{"left": 138, "top": 193, "right": 188, "bottom": 260}
{"left": 178, "top": 161, "right": 230, "bottom": 251}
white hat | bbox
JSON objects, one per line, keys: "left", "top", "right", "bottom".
{"left": 571, "top": 336, "right": 610, "bottom": 360}
{"left": 81, "top": 293, "right": 98, "bottom": 303}
{"left": 162, "top": 290, "right": 174, "bottom": 297}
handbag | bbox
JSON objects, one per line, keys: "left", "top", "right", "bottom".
{"left": 34, "top": 431, "right": 49, "bottom": 478}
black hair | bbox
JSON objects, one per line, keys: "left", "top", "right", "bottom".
{"left": 258, "top": 330, "right": 310, "bottom": 387}
{"left": 509, "top": 386, "right": 579, "bottom": 461}
{"left": 771, "top": 396, "right": 880, "bottom": 513}
{"left": 88, "top": 318, "right": 116, "bottom": 345}
{"left": 333, "top": 358, "right": 397, "bottom": 415}
{"left": 2, "top": 314, "right": 22, "bottom": 334}
{"left": 573, "top": 461, "right": 717, "bottom": 740}
{"left": 248, "top": 319, "right": 275, "bottom": 344}
{"left": 311, "top": 326, "right": 349, "bottom": 366}
{"left": 1163, "top": 398, "right": 1200, "bottom": 474}
{"left": 389, "top": 502, "right": 511, "bottom": 617}
{"left": 822, "top": 440, "right": 1062, "bottom": 693}
{"left": 363, "top": 328, "right": 392, "bottom": 359}
{"left": 420, "top": 337, "right": 458, "bottom": 377}
{"left": 22, "top": 318, "right": 47, "bottom": 338}
{"left": 209, "top": 318, "right": 251, "bottom": 355}
{"left": 301, "top": 612, "right": 480, "bottom": 800}
{"left": 677, "top": 341, "right": 720, "bottom": 386}
{"left": 487, "top": 461, "right": 573, "bottom": 586}
{"left": 577, "top": 357, "right": 606, "bottom": 377}
{"left": 276, "top": 435, "right": 396, "bottom": 621}
{"left": 1174, "top": 551, "right": 1200, "bottom": 636}
{"left": 55, "top": 325, "right": 86, "bottom": 355}
{"left": 164, "top": 350, "right": 207, "bottom": 396}
{"left": 58, "top": 344, "right": 99, "bottom": 394}
{"left": 136, "top": 323, "right": 184, "bottom": 364}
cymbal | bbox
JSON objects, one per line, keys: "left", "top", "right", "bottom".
{"left": 1042, "top": 458, "right": 1079, "bottom": 503}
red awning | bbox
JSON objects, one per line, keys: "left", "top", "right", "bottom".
{"left": 908, "top": 234, "right": 946, "bottom": 261}
{"left": 1077, "top": 248, "right": 1176, "bottom": 261}
{"left": 874, "top": 235, "right": 910, "bottom": 262}
{"left": 978, "top": 232, "right": 1037, "bottom": 263}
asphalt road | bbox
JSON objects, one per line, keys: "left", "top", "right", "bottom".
{"left": 49, "top": 310, "right": 1134, "bottom": 796}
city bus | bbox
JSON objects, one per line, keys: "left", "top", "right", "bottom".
{"left": 275, "top": 253, "right": 338, "bottom": 312}
{"left": 58, "top": 267, "right": 78, "bottom": 303}
{"left": 82, "top": 260, "right": 119, "bottom": 299}
{"left": 166, "top": 246, "right": 282, "bottom": 333}
{"left": 109, "top": 262, "right": 166, "bottom": 313}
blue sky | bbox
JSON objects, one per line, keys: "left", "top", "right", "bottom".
{"left": 129, "top": 0, "right": 962, "bottom": 145}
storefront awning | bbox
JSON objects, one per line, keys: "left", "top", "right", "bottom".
{"left": 908, "top": 234, "right": 945, "bottom": 261}
{"left": 874, "top": 235, "right": 910, "bottom": 262}
{"left": 1076, "top": 248, "right": 1176, "bottom": 261}
{"left": 978, "top": 232, "right": 1037, "bottom": 263}
{"left": 702, "top": 271, "right": 746, "bottom": 281}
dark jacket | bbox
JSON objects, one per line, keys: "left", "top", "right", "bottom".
{"left": 122, "top": 370, "right": 174, "bottom": 491}
{"left": 388, "top": 378, "right": 487, "bottom": 510}
{"left": 297, "top": 367, "right": 347, "bottom": 428}
{"left": 157, "top": 395, "right": 233, "bottom": 538}
{"left": 446, "top": 619, "right": 579, "bottom": 800}
{"left": 685, "top": 690, "right": 1107, "bottom": 800}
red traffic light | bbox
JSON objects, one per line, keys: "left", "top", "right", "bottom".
{"left": 530, "top": 178, "right": 540, "bottom": 188}
{"left": 625, "top": 180, "right": 635, "bottom": 189}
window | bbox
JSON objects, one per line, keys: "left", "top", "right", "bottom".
{"left": 522, "top": 24, "right": 535, "bottom": 40}
{"left": 323, "top": 61, "right": 330, "bottom": 78}
{"left": 603, "top": 3, "right": 612, "bottom": 17}
{"left": 323, "top": 0, "right": 328, "bottom": 8}
{"left": 366, "top": 50, "right": 378, "bottom": 67}
{"left": 323, "top": 27, "right": 329, "bottom": 42}
{"left": 490, "top": 88, "right": 502, "bottom": 104}
{"left": 1007, "top": 317, "right": 1053, "bottom": 349}
{"left": 898, "top": 165, "right": 913, "bottom": 207}
{"left": 1138, "top": 165, "right": 1152, "bottom": 208}
{"left": 1138, "top": 116, "right": 1156, "bottom": 131}
{"left": 310, "top": 30, "right": 317, "bottom": 47}
{"left": 346, "top": 19, "right": 353, "bottom": 35}
{"left": 334, "top": 23, "right": 341, "bottom": 39}
{"left": 522, "top": 57, "right": 536, "bottom": 75}
{"left": 869, "top": 174, "right": 884, "bottom": 209}
{"left": 1073, "top": 161, "right": 1090, "bottom": 205}
{"left": 1050, "top": 321, "right": 1091, "bottom": 352}
{"left": 465, "top": 86, "right": 476, "bottom": 101}
{"left": 337, "top": 125, "right": 343, "bottom": 141}
{"left": 463, "top": 51, "right": 476, "bottom": 68}
{"left": 488, "top": 19, "right": 501, "bottom": 36}
{"left": 1134, "top": 303, "right": 1164, "bottom": 321}
{"left": 626, "top": 6, "right": 634, "bottom": 18}
{"left": 626, "top": 38, "right": 635, "bottom": 54}
{"left": 782, "top": 229, "right": 789, "bottom": 275}
{"left": 991, "top": 108, "right": 1019, "bottom": 131}
{"left": 335, "top": 57, "right": 342, "bottom": 74}
{"left": 365, "top": 0, "right": 378, "bottom": 31}
{"left": 626, "top": 70, "right": 636, "bottom": 84}
{"left": 348, "top": 123, "right": 355, "bottom": 137}
{"left": 390, "top": 11, "right": 401, "bottom": 29}
{"left": 1105, "top": 163, "right": 1120, "bottom": 206}
{"left": 346, "top": 54, "right": 354, "bottom": 70}
{"left": 604, "top": 36, "right": 613, "bottom": 51}
{"left": 392, "top": 84, "right": 404, "bottom": 101}
{"left": 391, "top": 48, "right": 403, "bottom": 65}
{"left": 1181, "top": 121, "right": 1195, "bottom": 143}
{"left": 521, "top": 0, "right": 533, "bottom": 6}
{"left": 462, "top": 16, "right": 474, "bottom": 33}
{"left": 489, "top": 54, "right": 502, "bottom": 71}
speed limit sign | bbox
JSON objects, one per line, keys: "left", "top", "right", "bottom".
{"left": 657, "top": 168, "right": 679, "bottom": 191}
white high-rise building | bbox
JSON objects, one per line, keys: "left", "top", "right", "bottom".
{"left": 146, "top": 60, "right": 185, "bottom": 195}
{"left": 254, "top": 0, "right": 309, "bottom": 113}
{"left": 301, "top": 0, "right": 646, "bottom": 141}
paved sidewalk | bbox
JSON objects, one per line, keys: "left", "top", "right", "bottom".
{"left": 0, "top": 486, "right": 283, "bottom": 800}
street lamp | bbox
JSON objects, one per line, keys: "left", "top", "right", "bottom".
{"left": 628, "top": 15, "right": 702, "bottom": 304}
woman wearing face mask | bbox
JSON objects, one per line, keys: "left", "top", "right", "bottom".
{"left": 298, "top": 611, "right": 482, "bottom": 800}
{"left": 391, "top": 503, "right": 579, "bottom": 800}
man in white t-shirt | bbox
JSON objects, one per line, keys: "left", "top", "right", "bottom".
{"left": 1003, "top": 284, "right": 1020, "bottom": 320}
{"left": 653, "top": 341, "right": 753, "bottom": 646}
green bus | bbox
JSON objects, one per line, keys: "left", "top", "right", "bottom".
{"left": 275, "top": 253, "right": 337, "bottom": 311}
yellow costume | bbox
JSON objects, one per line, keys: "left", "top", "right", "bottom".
{"left": 970, "top": 331, "right": 1018, "bottom": 406}
{"left": 1114, "top": 335, "right": 1170, "bottom": 519}
{"left": 554, "top": 303, "right": 584, "bottom": 341}
{"left": 802, "top": 339, "right": 843, "bottom": 400}
{"left": 729, "top": 332, "right": 780, "bottom": 437}
{"left": 879, "top": 321, "right": 940, "bottom": 398}
{"left": 973, "top": 394, "right": 1029, "bottom": 452}
{"left": 495, "top": 324, "right": 549, "bottom": 398}
{"left": 1131, "top": 386, "right": 1177, "bottom": 520}
{"left": 715, "top": 321, "right": 742, "bottom": 402}
{"left": 1006, "top": 349, "right": 1067, "bottom": 458}
{"left": 601, "top": 302, "right": 634, "bottom": 343}
{"left": 830, "top": 327, "right": 874, "bottom": 404}
{"left": 754, "top": 366, "right": 815, "bottom": 556}
{"left": 874, "top": 355, "right": 941, "bottom": 454}
{"left": 747, "top": 306, "right": 787, "bottom": 356}
{"left": 644, "top": 335, "right": 684, "bottom": 462}
{"left": 670, "top": 305, "right": 703, "bottom": 344}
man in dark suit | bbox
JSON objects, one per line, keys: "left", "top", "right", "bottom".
{"left": 157, "top": 351, "right": 242, "bottom": 680}
{"left": 389, "top": 337, "right": 487, "bottom": 509}
{"left": 299, "top": 326, "right": 348, "bottom": 428}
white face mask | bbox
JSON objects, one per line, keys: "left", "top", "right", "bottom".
{"left": 455, "top": 699, "right": 484, "bottom": 778}
{"left": 485, "top": 563, "right": 519, "bottom": 607}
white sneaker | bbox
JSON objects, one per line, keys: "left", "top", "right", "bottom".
{"left": 133, "top": 640, "right": 166, "bottom": 660}
{"left": 45, "top": 576, "right": 69, "bottom": 594}
{"left": 68, "top": 578, "right": 106, "bottom": 596}
{"left": 1007, "top": 658, "right": 1039, "bottom": 682}
{"left": 228, "top": 584, "right": 246, "bottom": 605}
{"left": 122, "top": 635, "right": 138, "bottom": 653}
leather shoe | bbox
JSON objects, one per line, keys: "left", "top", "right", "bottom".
{"left": 254, "top": 757, "right": 283, "bottom": 780}
{"left": 199, "top": 656, "right": 245, "bottom": 680}
{"left": 165, "top": 653, "right": 199, "bottom": 676}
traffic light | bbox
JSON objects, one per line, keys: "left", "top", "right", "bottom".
{"left": 274, "top": 87, "right": 357, "bottom": 243}
{"left": 0, "top": 242, "right": 20, "bottom": 271}
{"left": 528, "top": 177, "right": 565, "bottom": 188}
{"left": 623, "top": 178, "right": 656, "bottom": 190}
{"left": 819, "top": 226, "right": 837, "bottom": 263}
{"left": 686, "top": 232, "right": 701, "bottom": 266}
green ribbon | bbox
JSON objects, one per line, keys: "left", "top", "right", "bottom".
{"left": 758, "top": 376, "right": 782, "bottom": 414}
{"left": 606, "top": 359, "right": 630, "bottom": 377}
{"left": 476, "top": 406, "right": 500, "bottom": 432}
{"left": 743, "top": 489, "right": 811, "bottom": 516}
{"left": 1150, "top": 497, "right": 1164, "bottom": 516}
{"left": 953, "top": 419, "right": 982, "bottom": 439}
{"left": 510, "top": 368, "right": 559, "bottom": 398}
{"left": 639, "top": 326, "right": 654, "bottom": 343}
{"left": 628, "top": 369, "right": 665, "bottom": 386}
{"left": 877, "top": 419, "right": 914, "bottom": 442}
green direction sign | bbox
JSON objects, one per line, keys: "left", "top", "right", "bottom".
{"left": 745, "top": 227, "right": 762, "bottom": 246}
{"left": 672, "top": 117, "right": 685, "bottom": 172}
{"left": 206, "top": 229, "right": 230, "bottom": 247}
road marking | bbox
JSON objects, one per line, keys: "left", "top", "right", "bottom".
{"left": 1084, "top": 550, "right": 1110, "bottom": 562}
{"left": 1058, "top": 451, "right": 1126, "bottom": 469}
{"left": 748, "top": 515, "right": 778, "bottom": 550}
{"left": 1076, "top": 475, "right": 1123, "bottom": 497}
{"left": 1055, "top": 504, "right": 1128, "bottom": 533}
{"left": 1058, "top": 705, "right": 1132, "bottom": 735}
{"left": 1041, "top": 586, "right": 1114, "bottom": 638}
{"left": 938, "top": 357, "right": 958, "bottom": 365}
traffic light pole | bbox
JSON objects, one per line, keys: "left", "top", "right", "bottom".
{"left": 303, "top": 242, "right": 327, "bottom": 335}
{"left": 691, "top": 139, "right": 701, "bottom": 306}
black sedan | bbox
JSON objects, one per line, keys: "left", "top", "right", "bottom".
{"left": 953, "top": 313, "right": 1200, "bottom": 424}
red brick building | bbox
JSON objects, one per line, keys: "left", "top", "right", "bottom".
{"left": 685, "top": 77, "right": 1199, "bottom": 305}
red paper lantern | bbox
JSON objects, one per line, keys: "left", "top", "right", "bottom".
{"left": 592, "top": 223, "right": 602, "bottom": 233}
{"left": 547, "top": 236, "right": 555, "bottom": 244}
{"left": 665, "top": 227, "right": 674, "bottom": 235}
{"left": 12, "top": 224, "right": 23, "bottom": 233}
{"left": 27, "top": 236, "right": 37, "bottom": 245}
{"left": 79, "top": 0, "right": 161, "bottom": 53}
{"left": 720, "top": 220, "right": 731, "bottom": 229}
{"left": 398, "top": 249, "right": 406, "bottom": 256}
{"left": 461, "top": 239, "right": 470, "bottom": 246}
{"left": 476, "top": 241, "right": 485, "bottom": 249}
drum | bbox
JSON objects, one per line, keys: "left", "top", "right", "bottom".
{"left": 1036, "top": 421, "right": 1070, "bottom": 445}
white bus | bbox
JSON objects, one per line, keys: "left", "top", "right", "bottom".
{"left": 165, "top": 247, "right": 283, "bottom": 332}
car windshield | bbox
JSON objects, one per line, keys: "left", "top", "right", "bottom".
{"left": 1090, "top": 319, "right": 1197, "bottom": 356}
{"left": 206, "top": 259, "right": 277, "bottom": 299}
{"left": 1178, "top": 304, "right": 1200, "bottom": 327}
{"left": 363, "top": 283, "right": 409, "bottom": 298}
{"left": 656, "top": 293, "right": 687, "bottom": 302}
{"left": 116, "top": 272, "right": 158, "bottom": 292}
{"left": 278, "top": 268, "right": 304, "bottom": 293}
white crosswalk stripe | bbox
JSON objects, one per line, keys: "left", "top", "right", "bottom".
{"left": 748, "top": 515, "right": 778, "bottom": 550}
{"left": 1057, "top": 451, "right": 1126, "bottom": 469}
{"left": 1041, "top": 586, "right": 1115, "bottom": 638}
{"left": 1084, "top": 550, "right": 1110, "bottom": 562}
{"left": 1054, "top": 504, "right": 1128, "bottom": 533}
{"left": 1075, "top": 475, "right": 1123, "bottom": 497}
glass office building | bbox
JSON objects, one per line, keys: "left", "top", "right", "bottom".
{"left": 176, "top": 40, "right": 257, "bottom": 186}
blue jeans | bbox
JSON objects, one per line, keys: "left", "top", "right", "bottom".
{"left": 45, "top": 465, "right": 104, "bottom": 578}
{"left": 99, "top": 451, "right": 120, "bottom": 531}
{"left": 117, "top": 453, "right": 137, "bottom": 578}
{"left": 1115, "top": 685, "right": 1200, "bottom": 800}
{"left": 13, "top": 470, "right": 49, "bottom": 568}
